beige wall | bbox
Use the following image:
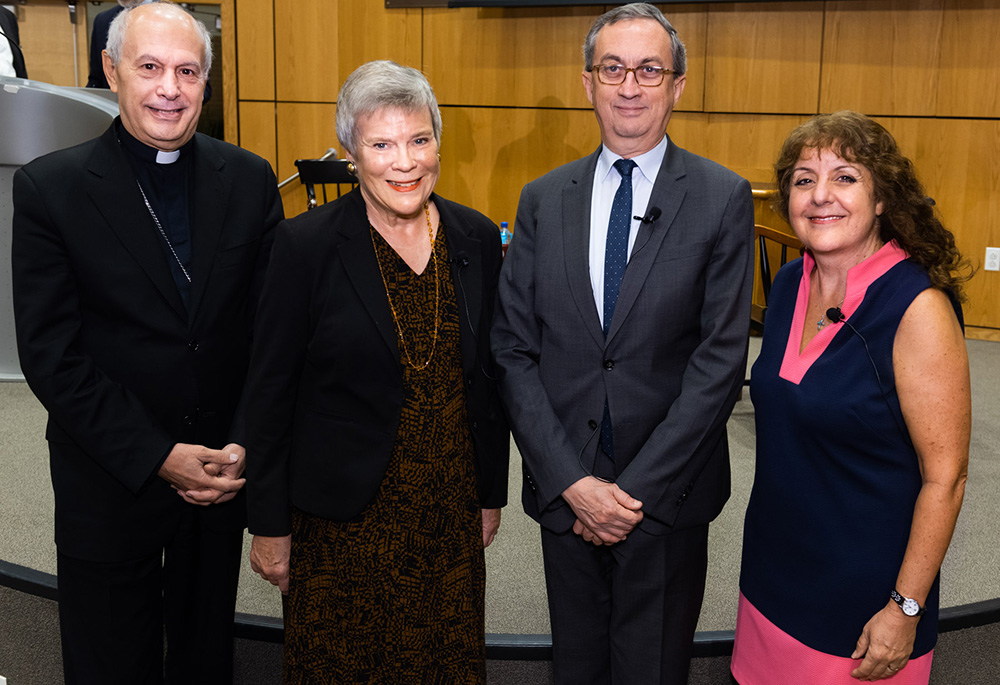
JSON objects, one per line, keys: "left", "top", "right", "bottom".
{"left": 13, "top": 1, "right": 89, "bottom": 87}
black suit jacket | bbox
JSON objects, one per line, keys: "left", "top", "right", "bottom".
{"left": 0, "top": 6, "right": 27, "bottom": 79}
{"left": 12, "top": 124, "right": 283, "bottom": 561}
{"left": 245, "top": 189, "right": 509, "bottom": 537}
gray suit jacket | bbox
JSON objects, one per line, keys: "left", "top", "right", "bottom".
{"left": 492, "top": 138, "right": 754, "bottom": 534}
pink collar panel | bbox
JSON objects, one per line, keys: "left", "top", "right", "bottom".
{"left": 778, "top": 241, "right": 908, "bottom": 384}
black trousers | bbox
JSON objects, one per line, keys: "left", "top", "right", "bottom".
{"left": 56, "top": 510, "right": 243, "bottom": 685}
{"left": 540, "top": 521, "right": 710, "bottom": 685}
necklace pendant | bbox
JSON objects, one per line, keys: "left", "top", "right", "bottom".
{"left": 817, "top": 317, "right": 826, "bottom": 331}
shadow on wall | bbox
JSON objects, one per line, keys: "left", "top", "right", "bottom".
{"left": 489, "top": 96, "right": 586, "bottom": 224}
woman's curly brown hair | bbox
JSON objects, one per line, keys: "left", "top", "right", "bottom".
{"left": 773, "top": 110, "right": 971, "bottom": 300}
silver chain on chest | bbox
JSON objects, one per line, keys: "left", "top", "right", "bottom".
{"left": 135, "top": 180, "right": 192, "bottom": 284}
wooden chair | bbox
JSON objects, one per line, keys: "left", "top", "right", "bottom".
{"left": 294, "top": 158, "right": 357, "bottom": 211}
{"left": 743, "top": 224, "right": 803, "bottom": 389}
{"left": 752, "top": 223, "right": 803, "bottom": 333}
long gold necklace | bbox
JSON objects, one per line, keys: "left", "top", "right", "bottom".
{"left": 370, "top": 203, "right": 440, "bottom": 370}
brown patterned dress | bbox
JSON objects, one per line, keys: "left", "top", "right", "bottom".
{"left": 283, "top": 223, "right": 486, "bottom": 684}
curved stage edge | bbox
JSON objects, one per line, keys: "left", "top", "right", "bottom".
{"left": 4, "top": 558, "right": 999, "bottom": 661}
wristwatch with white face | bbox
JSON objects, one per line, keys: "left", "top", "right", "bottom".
{"left": 890, "top": 589, "right": 927, "bottom": 617}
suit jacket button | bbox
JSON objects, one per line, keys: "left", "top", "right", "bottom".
{"left": 183, "top": 415, "right": 194, "bottom": 426}
{"left": 588, "top": 419, "right": 598, "bottom": 430}
{"left": 677, "top": 492, "right": 688, "bottom": 504}
{"left": 603, "top": 359, "right": 614, "bottom": 370}
{"left": 188, "top": 340, "right": 199, "bottom": 351}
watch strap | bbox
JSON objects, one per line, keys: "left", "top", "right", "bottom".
{"left": 890, "top": 589, "right": 927, "bottom": 617}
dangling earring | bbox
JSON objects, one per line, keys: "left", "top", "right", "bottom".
{"left": 346, "top": 161, "right": 357, "bottom": 176}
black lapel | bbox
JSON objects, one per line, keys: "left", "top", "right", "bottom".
{"left": 187, "top": 135, "right": 230, "bottom": 323}
{"left": 336, "top": 191, "right": 400, "bottom": 362}
{"left": 439, "top": 196, "right": 482, "bottom": 376}
{"left": 85, "top": 127, "right": 186, "bottom": 320}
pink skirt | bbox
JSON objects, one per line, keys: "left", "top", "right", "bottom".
{"left": 731, "top": 593, "right": 932, "bottom": 685}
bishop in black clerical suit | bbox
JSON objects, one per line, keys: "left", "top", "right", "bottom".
{"left": 11, "top": 4, "right": 283, "bottom": 683}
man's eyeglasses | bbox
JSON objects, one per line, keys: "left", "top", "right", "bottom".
{"left": 588, "top": 63, "right": 676, "bottom": 88}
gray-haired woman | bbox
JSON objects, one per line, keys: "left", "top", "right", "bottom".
{"left": 245, "top": 60, "right": 509, "bottom": 683}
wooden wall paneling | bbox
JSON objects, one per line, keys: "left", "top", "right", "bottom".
{"left": 274, "top": 0, "right": 340, "bottom": 102}
{"left": 821, "top": 1, "right": 943, "bottom": 116}
{"left": 437, "top": 106, "right": 600, "bottom": 225}
{"left": 275, "top": 102, "right": 339, "bottom": 217}
{"left": 934, "top": 119, "right": 1000, "bottom": 329}
{"left": 17, "top": 2, "right": 89, "bottom": 87}
{"left": 236, "top": 0, "right": 275, "bottom": 101}
{"left": 75, "top": 3, "right": 91, "bottom": 86}
{"left": 279, "top": 179, "right": 309, "bottom": 220}
{"left": 966, "top": 327, "right": 1000, "bottom": 341}
{"left": 273, "top": 0, "right": 419, "bottom": 104}
{"left": 227, "top": 0, "right": 1000, "bottom": 326}
{"left": 425, "top": 5, "right": 706, "bottom": 110}
{"left": 704, "top": 2, "right": 823, "bottom": 114}
{"left": 670, "top": 112, "right": 807, "bottom": 184}
{"left": 867, "top": 117, "right": 947, "bottom": 202}
{"left": 218, "top": 0, "right": 238, "bottom": 145}
{"left": 753, "top": 194, "right": 791, "bottom": 233}
{"left": 424, "top": 7, "right": 599, "bottom": 108}
{"left": 874, "top": 117, "right": 1000, "bottom": 328}
{"left": 657, "top": 4, "right": 709, "bottom": 113}
{"left": 660, "top": 112, "right": 709, "bottom": 159}
{"left": 274, "top": 102, "right": 339, "bottom": 178}
{"left": 937, "top": 0, "right": 1000, "bottom": 118}
{"left": 338, "top": 0, "right": 421, "bottom": 83}
{"left": 238, "top": 101, "right": 278, "bottom": 174}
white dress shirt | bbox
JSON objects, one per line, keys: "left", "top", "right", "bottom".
{"left": 0, "top": 30, "right": 15, "bottom": 78}
{"left": 588, "top": 135, "right": 668, "bottom": 327}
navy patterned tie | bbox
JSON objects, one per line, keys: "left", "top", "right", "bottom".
{"left": 599, "top": 158, "right": 636, "bottom": 461}
{"left": 603, "top": 158, "right": 636, "bottom": 336}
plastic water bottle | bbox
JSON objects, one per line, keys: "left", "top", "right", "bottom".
{"left": 500, "top": 221, "right": 512, "bottom": 257}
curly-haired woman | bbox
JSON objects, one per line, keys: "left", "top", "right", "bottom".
{"left": 732, "top": 111, "right": 971, "bottom": 684}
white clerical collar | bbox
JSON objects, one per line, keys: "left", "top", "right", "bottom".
{"left": 156, "top": 149, "right": 181, "bottom": 165}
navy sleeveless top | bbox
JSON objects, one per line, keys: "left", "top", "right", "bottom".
{"left": 740, "top": 244, "right": 962, "bottom": 658}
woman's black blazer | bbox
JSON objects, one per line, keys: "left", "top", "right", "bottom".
{"left": 245, "top": 189, "right": 509, "bottom": 537}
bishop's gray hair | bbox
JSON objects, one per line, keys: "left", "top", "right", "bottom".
{"left": 105, "top": 0, "right": 213, "bottom": 78}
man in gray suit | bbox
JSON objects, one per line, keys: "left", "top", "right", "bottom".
{"left": 492, "top": 4, "right": 753, "bottom": 683}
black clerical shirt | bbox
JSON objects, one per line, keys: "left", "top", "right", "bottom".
{"left": 118, "top": 119, "right": 195, "bottom": 309}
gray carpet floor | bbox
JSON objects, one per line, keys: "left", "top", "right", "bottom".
{"left": 1, "top": 338, "right": 998, "bottom": 636}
